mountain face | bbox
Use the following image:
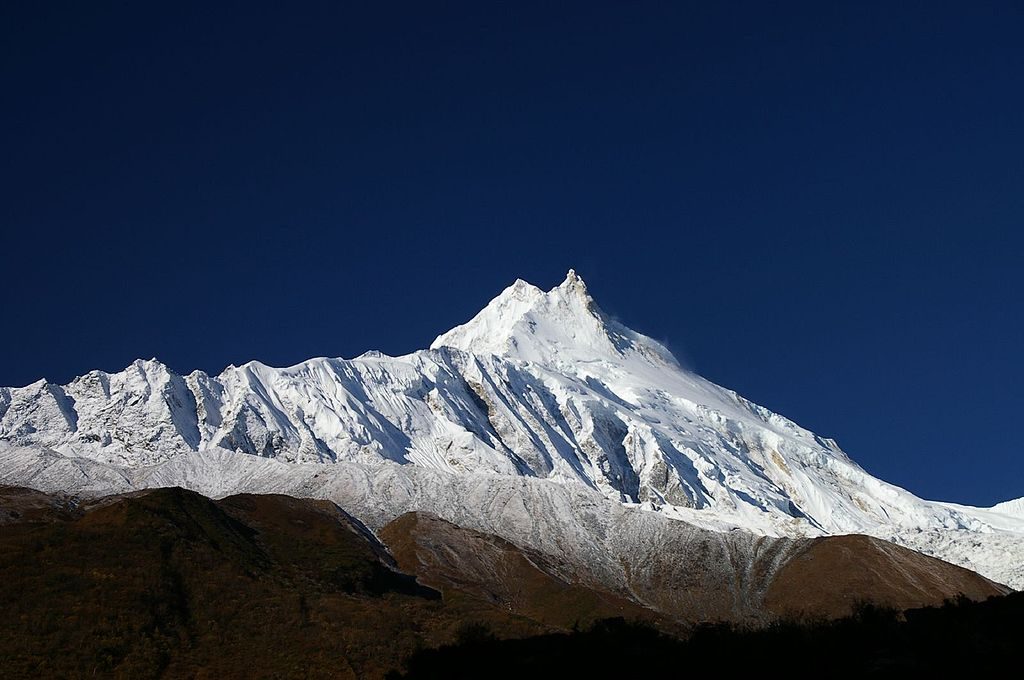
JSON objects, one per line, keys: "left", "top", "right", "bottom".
{"left": 1, "top": 271, "right": 1022, "bottom": 588}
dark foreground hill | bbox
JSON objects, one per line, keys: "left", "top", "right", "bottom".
{"left": 0, "top": 485, "right": 1013, "bottom": 678}
{"left": 0, "top": 486, "right": 655, "bottom": 678}
{"left": 396, "top": 593, "right": 1024, "bottom": 678}
{"left": 0, "top": 487, "right": 439, "bottom": 677}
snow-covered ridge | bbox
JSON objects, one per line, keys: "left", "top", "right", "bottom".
{"left": 991, "top": 497, "right": 1024, "bottom": 519}
{"left": 1, "top": 270, "right": 1022, "bottom": 587}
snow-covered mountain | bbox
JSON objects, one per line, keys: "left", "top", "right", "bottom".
{"left": 2, "top": 270, "right": 1022, "bottom": 588}
{"left": 991, "top": 497, "right": 1024, "bottom": 518}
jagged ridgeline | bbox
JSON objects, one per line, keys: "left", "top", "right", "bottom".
{"left": 1, "top": 271, "right": 1023, "bottom": 590}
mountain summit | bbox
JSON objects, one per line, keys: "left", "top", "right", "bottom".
{"left": 431, "top": 270, "right": 677, "bottom": 369}
{"left": 1, "top": 271, "right": 1023, "bottom": 588}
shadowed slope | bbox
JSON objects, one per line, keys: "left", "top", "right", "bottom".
{"left": 0, "top": 485, "right": 80, "bottom": 523}
{"left": 0, "top": 487, "right": 454, "bottom": 678}
{"left": 394, "top": 592, "right": 1024, "bottom": 678}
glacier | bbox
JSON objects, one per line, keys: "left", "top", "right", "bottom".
{"left": 1, "top": 270, "right": 1022, "bottom": 588}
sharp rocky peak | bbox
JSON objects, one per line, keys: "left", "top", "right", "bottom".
{"left": 430, "top": 270, "right": 674, "bottom": 368}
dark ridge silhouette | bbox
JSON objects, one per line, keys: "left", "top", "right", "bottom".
{"left": 393, "top": 593, "right": 1024, "bottom": 678}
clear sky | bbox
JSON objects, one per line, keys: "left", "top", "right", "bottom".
{"left": 2, "top": 2, "right": 1021, "bottom": 505}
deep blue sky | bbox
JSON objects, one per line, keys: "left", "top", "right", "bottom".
{"left": 2, "top": 2, "right": 1021, "bottom": 505}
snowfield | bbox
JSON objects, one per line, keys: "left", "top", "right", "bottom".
{"left": 1, "top": 271, "right": 1021, "bottom": 588}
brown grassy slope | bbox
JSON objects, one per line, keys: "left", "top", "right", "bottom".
{"left": 0, "top": 485, "right": 81, "bottom": 523}
{"left": 0, "top": 487, "right": 544, "bottom": 679}
{"left": 0, "top": 485, "right": 1011, "bottom": 678}
{"left": 379, "top": 512, "right": 678, "bottom": 633}
{"left": 764, "top": 534, "right": 1010, "bottom": 619}
{"left": 380, "top": 509, "right": 1008, "bottom": 627}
